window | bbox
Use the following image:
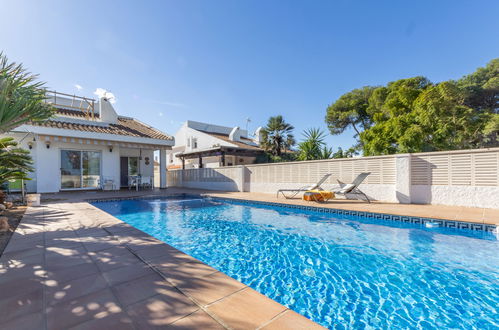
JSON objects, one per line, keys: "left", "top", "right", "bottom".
{"left": 128, "top": 157, "right": 139, "bottom": 176}
{"left": 193, "top": 138, "right": 198, "bottom": 149}
{"left": 61, "top": 150, "right": 101, "bottom": 189}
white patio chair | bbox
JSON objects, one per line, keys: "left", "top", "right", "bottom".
{"left": 100, "top": 177, "right": 116, "bottom": 191}
{"left": 140, "top": 176, "right": 153, "bottom": 189}
{"left": 128, "top": 176, "right": 139, "bottom": 190}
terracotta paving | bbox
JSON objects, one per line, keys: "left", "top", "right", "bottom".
{"left": 0, "top": 188, "right": 497, "bottom": 329}
{"left": 0, "top": 192, "right": 324, "bottom": 329}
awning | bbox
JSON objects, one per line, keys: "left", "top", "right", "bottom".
{"left": 176, "top": 146, "right": 264, "bottom": 159}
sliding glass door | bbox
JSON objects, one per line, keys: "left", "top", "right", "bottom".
{"left": 61, "top": 150, "right": 101, "bottom": 189}
{"left": 61, "top": 150, "right": 82, "bottom": 189}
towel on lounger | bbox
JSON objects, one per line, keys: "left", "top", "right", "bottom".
{"left": 303, "top": 190, "right": 334, "bottom": 202}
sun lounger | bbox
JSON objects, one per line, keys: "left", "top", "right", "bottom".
{"left": 277, "top": 173, "right": 332, "bottom": 199}
{"left": 334, "top": 172, "right": 371, "bottom": 202}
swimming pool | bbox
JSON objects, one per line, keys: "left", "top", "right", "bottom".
{"left": 92, "top": 197, "right": 499, "bottom": 329}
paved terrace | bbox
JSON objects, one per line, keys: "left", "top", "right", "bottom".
{"left": 1, "top": 188, "right": 498, "bottom": 330}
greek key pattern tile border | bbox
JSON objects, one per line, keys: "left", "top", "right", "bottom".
{"left": 89, "top": 194, "right": 498, "bottom": 233}
{"left": 208, "top": 196, "right": 498, "bottom": 233}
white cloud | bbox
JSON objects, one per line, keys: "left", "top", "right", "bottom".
{"left": 74, "top": 84, "right": 83, "bottom": 90}
{"left": 94, "top": 88, "right": 116, "bottom": 104}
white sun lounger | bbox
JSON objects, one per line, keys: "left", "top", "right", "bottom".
{"left": 277, "top": 173, "right": 332, "bottom": 199}
{"left": 334, "top": 172, "right": 371, "bottom": 202}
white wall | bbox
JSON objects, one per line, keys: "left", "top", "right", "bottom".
{"left": 102, "top": 146, "right": 120, "bottom": 185}
{"left": 182, "top": 181, "right": 239, "bottom": 191}
{"left": 168, "top": 148, "right": 499, "bottom": 209}
{"left": 411, "top": 185, "right": 499, "bottom": 208}
{"left": 34, "top": 140, "right": 119, "bottom": 193}
{"left": 5, "top": 137, "right": 156, "bottom": 193}
{"left": 175, "top": 125, "right": 226, "bottom": 152}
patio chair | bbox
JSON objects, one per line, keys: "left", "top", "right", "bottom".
{"left": 140, "top": 176, "right": 153, "bottom": 189}
{"left": 128, "top": 176, "right": 139, "bottom": 190}
{"left": 334, "top": 172, "right": 371, "bottom": 203}
{"left": 100, "top": 177, "right": 116, "bottom": 191}
{"left": 277, "top": 173, "right": 332, "bottom": 199}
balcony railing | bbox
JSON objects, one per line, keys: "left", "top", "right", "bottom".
{"left": 45, "top": 90, "right": 96, "bottom": 120}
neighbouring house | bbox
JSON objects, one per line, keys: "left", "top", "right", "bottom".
{"left": 2, "top": 91, "right": 174, "bottom": 193}
{"left": 168, "top": 120, "right": 265, "bottom": 169}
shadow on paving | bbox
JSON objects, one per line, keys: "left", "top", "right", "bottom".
{"left": 0, "top": 205, "right": 230, "bottom": 330}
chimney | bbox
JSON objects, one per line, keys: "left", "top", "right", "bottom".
{"left": 254, "top": 127, "right": 264, "bottom": 144}
{"left": 98, "top": 97, "right": 118, "bottom": 124}
{"left": 229, "top": 126, "right": 241, "bottom": 142}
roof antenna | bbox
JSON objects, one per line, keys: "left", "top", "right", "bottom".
{"left": 245, "top": 117, "right": 251, "bottom": 133}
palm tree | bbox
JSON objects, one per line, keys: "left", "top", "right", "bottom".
{"left": 0, "top": 137, "right": 33, "bottom": 186}
{"left": 260, "top": 115, "right": 295, "bottom": 156}
{"left": 0, "top": 53, "right": 53, "bottom": 191}
{"left": 297, "top": 128, "right": 328, "bottom": 160}
{"left": 320, "top": 146, "right": 333, "bottom": 159}
{"left": 0, "top": 52, "right": 53, "bottom": 133}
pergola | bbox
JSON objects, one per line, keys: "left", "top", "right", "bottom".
{"left": 176, "top": 146, "right": 265, "bottom": 169}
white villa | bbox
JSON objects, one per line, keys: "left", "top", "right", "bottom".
{"left": 2, "top": 91, "right": 174, "bottom": 193}
{"left": 168, "top": 120, "right": 264, "bottom": 169}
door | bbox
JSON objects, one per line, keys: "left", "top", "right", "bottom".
{"left": 61, "top": 150, "right": 82, "bottom": 189}
{"left": 61, "top": 150, "right": 101, "bottom": 189}
{"left": 82, "top": 151, "right": 101, "bottom": 188}
{"left": 120, "top": 157, "right": 128, "bottom": 187}
{"left": 120, "top": 157, "right": 139, "bottom": 187}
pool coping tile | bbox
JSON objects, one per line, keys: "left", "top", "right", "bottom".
{"left": 88, "top": 192, "right": 499, "bottom": 233}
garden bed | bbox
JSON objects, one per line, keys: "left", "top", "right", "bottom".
{"left": 0, "top": 206, "right": 27, "bottom": 256}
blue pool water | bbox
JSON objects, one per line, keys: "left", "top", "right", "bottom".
{"left": 93, "top": 197, "right": 499, "bottom": 329}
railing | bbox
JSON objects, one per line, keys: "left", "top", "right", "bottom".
{"left": 45, "top": 91, "right": 96, "bottom": 120}
{"left": 411, "top": 148, "right": 499, "bottom": 186}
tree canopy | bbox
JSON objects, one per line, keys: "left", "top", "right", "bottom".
{"left": 325, "top": 59, "right": 499, "bottom": 155}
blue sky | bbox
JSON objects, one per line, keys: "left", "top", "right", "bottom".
{"left": 2, "top": 0, "right": 499, "bottom": 150}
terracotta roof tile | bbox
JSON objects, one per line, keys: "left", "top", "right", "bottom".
{"left": 29, "top": 108, "right": 173, "bottom": 141}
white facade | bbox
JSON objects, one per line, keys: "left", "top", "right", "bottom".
{"left": 3, "top": 94, "right": 174, "bottom": 193}
{"left": 168, "top": 120, "right": 262, "bottom": 169}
